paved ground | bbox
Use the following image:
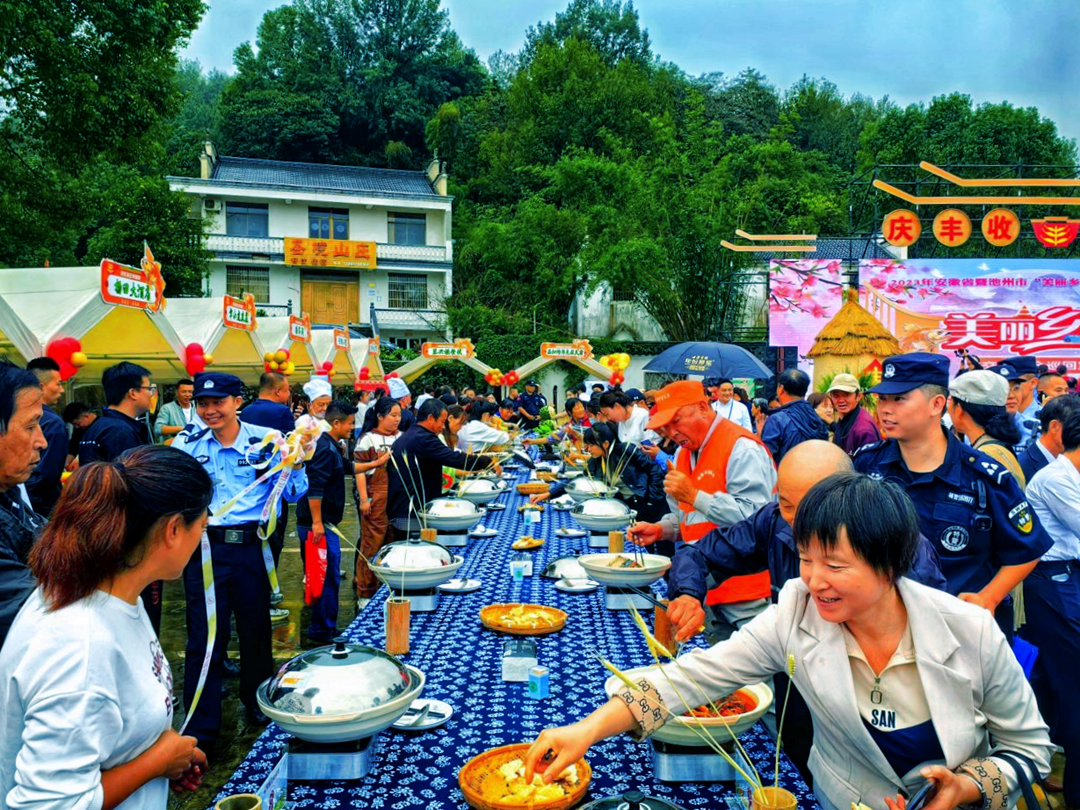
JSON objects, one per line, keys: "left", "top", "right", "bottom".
{"left": 165, "top": 509, "right": 362, "bottom": 810}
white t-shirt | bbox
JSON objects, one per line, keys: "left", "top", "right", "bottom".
{"left": 0, "top": 589, "right": 174, "bottom": 810}
{"left": 711, "top": 398, "right": 753, "bottom": 432}
{"left": 617, "top": 406, "right": 652, "bottom": 446}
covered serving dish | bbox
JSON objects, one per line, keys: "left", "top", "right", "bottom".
{"left": 565, "top": 477, "right": 618, "bottom": 503}
{"left": 369, "top": 538, "right": 464, "bottom": 590}
{"left": 456, "top": 478, "right": 510, "bottom": 505}
{"left": 257, "top": 639, "right": 425, "bottom": 743}
{"left": 419, "top": 497, "right": 486, "bottom": 532}
{"left": 570, "top": 498, "right": 636, "bottom": 532}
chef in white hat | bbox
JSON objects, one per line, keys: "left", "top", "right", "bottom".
{"left": 303, "top": 377, "right": 333, "bottom": 420}
{"left": 385, "top": 376, "right": 416, "bottom": 432}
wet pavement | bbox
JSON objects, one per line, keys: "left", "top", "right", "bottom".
{"left": 164, "top": 509, "right": 362, "bottom": 810}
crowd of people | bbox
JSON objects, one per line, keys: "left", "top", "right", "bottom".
{"left": 0, "top": 348, "right": 1077, "bottom": 810}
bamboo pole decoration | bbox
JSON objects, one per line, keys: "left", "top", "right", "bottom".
{"left": 608, "top": 530, "right": 624, "bottom": 553}
{"left": 386, "top": 597, "right": 411, "bottom": 655}
{"left": 215, "top": 795, "right": 262, "bottom": 810}
{"left": 420, "top": 528, "right": 438, "bottom": 544}
{"left": 654, "top": 600, "right": 676, "bottom": 653}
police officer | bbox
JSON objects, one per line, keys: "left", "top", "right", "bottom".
{"left": 174, "top": 372, "right": 309, "bottom": 755}
{"left": 853, "top": 353, "right": 1051, "bottom": 639}
{"left": 516, "top": 379, "right": 547, "bottom": 431}
{"left": 988, "top": 355, "right": 1041, "bottom": 452}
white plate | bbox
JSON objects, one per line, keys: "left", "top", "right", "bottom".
{"left": 439, "top": 578, "right": 482, "bottom": 593}
{"left": 555, "top": 528, "right": 588, "bottom": 538}
{"left": 470, "top": 527, "right": 499, "bottom": 538}
{"left": 392, "top": 699, "right": 454, "bottom": 731}
{"left": 555, "top": 578, "right": 600, "bottom": 593}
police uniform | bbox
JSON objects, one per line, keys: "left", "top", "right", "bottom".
{"left": 517, "top": 381, "right": 547, "bottom": 430}
{"left": 174, "top": 373, "right": 309, "bottom": 752}
{"left": 988, "top": 356, "right": 1041, "bottom": 453}
{"left": 853, "top": 353, "right": 1052, "bottom": 639}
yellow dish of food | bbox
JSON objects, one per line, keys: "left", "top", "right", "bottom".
{"left": 459, "top": 744, "right": 591, "bottom": 810}
{"left": 479, "top": 604, "right": 567, "bottom": 636}
{"left": 511, "top": 536, "right": 544, "bottom": 551}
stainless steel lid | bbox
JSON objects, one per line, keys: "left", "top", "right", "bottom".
{"left": 567, "top": 478, "right": 614, "bottom": 494}
{"left": 424, "top": 497, "right": 482, "bottom": 516}
{"left": 458, "top": 479, "right": 506, "bottom": 494}
{"left": 580, "top": 791, "right": 686, "bottom": 810}
{"left": 541, "top": 555, "right": 588, "bottom": 580}
{"left": 372, "top": 538, "right": 454, "bottom": 569}
{"left": 263, "top": 639, "right": 413, "bottom": 718}
{"left": 577, "top": 498, "right": 632, "bottom": 517}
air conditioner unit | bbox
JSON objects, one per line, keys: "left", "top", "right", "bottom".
{"left": 203, "top": 198, "right": 219, "bottom": 211}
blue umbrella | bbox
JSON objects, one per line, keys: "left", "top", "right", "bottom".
{"left": 642, "top": 342, "right": 773, "bottom": 379}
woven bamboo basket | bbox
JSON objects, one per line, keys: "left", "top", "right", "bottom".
{"left": 536, "top": 471, "right": 559, "bottom": 483}
{"left": 459, "top": 743, "right": 591, "bottom": 810}
{"left": 516, "top": 482, "right": 549, "bottom": 496}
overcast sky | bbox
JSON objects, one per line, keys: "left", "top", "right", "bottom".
{"left": 182, "top": 0, "right": 1080, "bottom": 147}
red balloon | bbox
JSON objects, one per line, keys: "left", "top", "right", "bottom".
{"left": 57, "top": 360, "right": 77, "bottom": 381}
{"left": 187, "top": 354, "right": 206, "bottom": 375}
{"left": 323, "top": 361, "right": 334, "bottom": 372}
{"left": 359, "top": 367, "right": 371, "bottom": 380}
{"left": 186, "top": 343, "right": 205, "bottom": 358}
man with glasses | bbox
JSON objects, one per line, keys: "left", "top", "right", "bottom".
{"left": 989, "top": 355, "right": 1041, "bottom": 452}
{"left": 78, "top": 362, "right": 161, "bottom": 631}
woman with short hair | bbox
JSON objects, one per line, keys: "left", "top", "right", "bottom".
{"left": 0, "top": 445, "right": 213, "bottom": 809}
{"left": 525, "top": 473, "right": 1051, "bottom": 810}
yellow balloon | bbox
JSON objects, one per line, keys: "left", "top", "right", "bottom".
{"left": 203, "top": 353, "right": 214, "bottom": 366}
{"left": 284, "top": 362, "right": 295, "bottom": 375}
{"left": 264, "top": 352, "right": 274, "bottom": 364}
{"left": 269, "top": 360, "right": 279, "bottom": 371}
{"left": 70, "top": 351, "right": 88, "bottom": 367}
{"left": 274, "top": 349, "right": 289, "bottom": 364}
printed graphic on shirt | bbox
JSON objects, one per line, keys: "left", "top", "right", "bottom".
{"left": 150, "top": 636, "right": 174, "bottom": 714}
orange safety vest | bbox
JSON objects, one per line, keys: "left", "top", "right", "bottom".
{"left": 677, "top": 419, "right": 772, "bottom": 605}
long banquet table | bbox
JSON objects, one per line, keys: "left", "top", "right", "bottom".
{"left": 210, "top": 459, "right": 819, "bottom": 810}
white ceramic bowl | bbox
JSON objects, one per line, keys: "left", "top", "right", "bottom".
{"left": 578, "top": 553, "right": 671, "bottom": 587}
{"left": 370, "top": 555, "right": 465, "bottom": 590}
{"left": 603, "top": 673, "right": 773, "bottom": 745}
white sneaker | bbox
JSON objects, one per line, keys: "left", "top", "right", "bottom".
{"left": 269, "top": 608, "right": 289, "bottom": 625}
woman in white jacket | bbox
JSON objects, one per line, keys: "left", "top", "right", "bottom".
{"left": 525, "top": 473, "right": 1052, "bottom": 810}
{"left": 456, "top": 400, "right": 511, "bottom": 454}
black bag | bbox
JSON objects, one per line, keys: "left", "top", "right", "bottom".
{"left": 993, "top": 751, "right": 1050, "bottom": 810}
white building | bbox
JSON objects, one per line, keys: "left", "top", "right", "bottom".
{"left": 168, "top": 142, "right": 452, "bottom": 349}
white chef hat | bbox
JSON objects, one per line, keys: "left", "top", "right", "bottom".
{"left": 303, "top": 377, "right": 333, "bottom": 401}
{"left": 387, "top": 377, "right": 410, "bottom": 400}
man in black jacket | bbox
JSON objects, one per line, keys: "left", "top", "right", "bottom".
{"left": 0, "top": 361, "right": 48, "bottom": 650}
{"left": 24, "top": 357, "right": 67, "bottom": 517}
{"left": 1018, "top": 394, "right": 1080, "bottom": 483}
{"left": 386, "top": 398, "right": 497, "bottom": 538}
{"left": 78, "top": 361, "right": 161, "bottom": 631}
{"left": 759, "top": 368, "right": 829, "bottom": 464}
{"left": 78, "top": 362, "right": 154, "bottom": 464}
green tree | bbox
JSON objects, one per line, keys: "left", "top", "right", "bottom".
{"left": 522, "top": 0, "right": 652, "bottom": 67}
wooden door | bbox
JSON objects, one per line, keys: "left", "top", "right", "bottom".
{"left": 301, "top": 274, "right": 359, "bottom": 325}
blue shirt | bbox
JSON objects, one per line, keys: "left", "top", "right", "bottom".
{"left": 1026, "top": 454, "right": 1080, "bottom": 562}
{"left": 240, "top": 398, "right": 296, "bottom": 435}
{"left": 175, "top": 421, "right": 308, "bottom": 527}
{"left": 1013, "top": 399, "right": 1041, "bottom": 452}
{"left": 854, "top": 430, "right": 1051, "bottom": 596}
{"left": 517, "top": 392, "right": 547, "bottom": 419}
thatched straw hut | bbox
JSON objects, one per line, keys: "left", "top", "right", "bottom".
{"left": 807, "top": 293, "right": 900, "bottom": 388}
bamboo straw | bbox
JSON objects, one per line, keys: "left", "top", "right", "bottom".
{"left": 654, "top": 600, "right": 676, "bottom": 653}
{"left": 608, "top": 530, "right": 624, "bottom": 553}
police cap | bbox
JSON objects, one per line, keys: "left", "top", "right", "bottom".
{"left": 869, "top": 352, "right": 951, "bottom": 395}
{"left": 988, "top": 356, "right": 1039, "bottom": 381}
{"left": 193, "top": 372, "right": 244, "bottom": 398}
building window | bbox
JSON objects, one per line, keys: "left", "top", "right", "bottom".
{"left": 611, "top": 289, "right": 637, "bottom": 302}
{"left": 225, "top": 203, "right": 269, "bottom": 237}
{"left": 388, "top": 212, "right": 426, "bottom": 246}
{"left": 309, "top": 207, "right": 349, "bottom": 240}
{"left": 387, "top": 273, "right": 428, "bottom": 309}
{"left": 226, "top": 266, "right": 271, "bottom": 302}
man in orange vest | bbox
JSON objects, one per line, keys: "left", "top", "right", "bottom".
{"left": 628, "top": 379, "right": 776, "bottom": 637}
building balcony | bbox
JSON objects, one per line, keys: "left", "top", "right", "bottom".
{"left": 205, "top": 234, "right": 448, "bottom": 264}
